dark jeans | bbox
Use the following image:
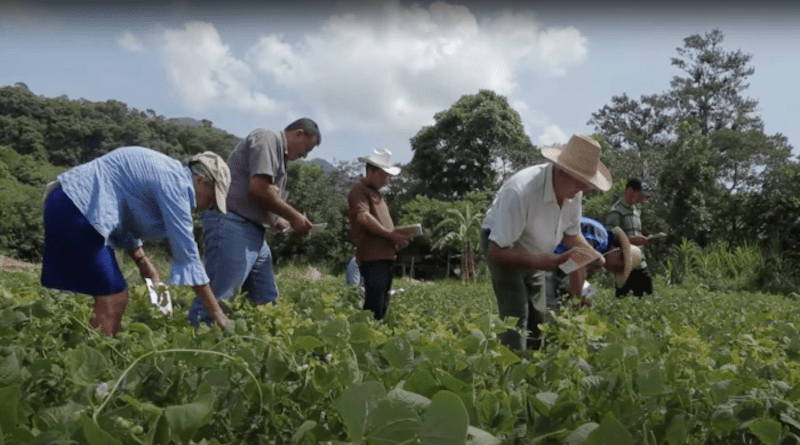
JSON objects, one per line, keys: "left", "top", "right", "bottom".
{"left": 360, "top": 260, "right": 395, "bottom": 320}
{"left": 616, "top": 267, "right": 653, "bottom": 298}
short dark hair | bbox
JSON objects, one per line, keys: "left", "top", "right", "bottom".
{"left": 626, "top": 178, "right": 643, "bottom": 190}
{"left": 285, "top": 118, "right": 321, "bottom": 146}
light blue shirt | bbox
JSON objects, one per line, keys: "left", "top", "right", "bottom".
{"left": 58, "top": 146, "right": 209, "bottom": 286}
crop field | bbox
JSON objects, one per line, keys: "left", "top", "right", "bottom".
{"left": 2, "top": 262, "right": 800, "bottom": 445}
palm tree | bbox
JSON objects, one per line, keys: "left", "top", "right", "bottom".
{"left": 431, "top": 203, "right": 484, "bottom": 280}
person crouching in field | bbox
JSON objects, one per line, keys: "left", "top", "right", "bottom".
{"left": 40, "top": 147, "right": 231, "bottom": 336}
{"left": 545, "top": 217, "right": 642, "bottom": 311}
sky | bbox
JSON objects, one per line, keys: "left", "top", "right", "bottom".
{"left": 2, "top": 0, "right": 799, "bottom": 166}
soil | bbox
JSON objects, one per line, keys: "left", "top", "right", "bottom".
{"left": 0, "top": 254, "right": 40, "bottom": 273}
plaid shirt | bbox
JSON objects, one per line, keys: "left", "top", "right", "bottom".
{"left": 606, "top": 198, "right": 647, "bottom": 268}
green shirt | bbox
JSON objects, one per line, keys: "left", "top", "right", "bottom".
{"left": 606, "top": 198, "right": 647, "bottom": 269}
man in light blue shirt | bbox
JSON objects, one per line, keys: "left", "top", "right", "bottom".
{"left": 41, "top": 146, "right": 231, "bottom": 336}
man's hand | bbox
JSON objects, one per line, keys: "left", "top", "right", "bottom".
{"left": 129, "top": 247, "right": 162, "bottom": 284}
{"left": 390, "top": 229, "right": 413, "bottom": 250}
{"left": 272, "top": 217, "right": 290, "bottom": 233}
{"left": 288, "top": 212, "right": 313, "bottom": 237}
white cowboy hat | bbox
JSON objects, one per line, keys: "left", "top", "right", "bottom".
{"left": 541, "top": 134, "right": 612, "bottom": 192}
{"left": 610, "top": 227, "right": 642, "bottom": 287}
{"left": 359, "top": 148, "right": 401, "bottom": 175}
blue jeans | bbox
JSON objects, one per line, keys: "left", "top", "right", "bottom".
{"left": 188, "top": 211, "right": 279, "bottom": 326}
{"left": 360, "top": 260, "right": 394, "bottom": 320}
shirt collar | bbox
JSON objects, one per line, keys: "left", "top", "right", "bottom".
{"left": 542, "top": 163, "right": 556, "bottom": 203}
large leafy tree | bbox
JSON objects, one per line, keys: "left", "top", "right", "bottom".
{"left": 406, "top": 90, "right": 534, "bottom": 201}
{"left": 590, "top": 29, "right": 795, "bottom": 250}
{"left": 670, "top": 29, "right": 762, "bottom": 136}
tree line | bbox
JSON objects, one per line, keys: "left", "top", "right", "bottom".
{"left": 1, "top": 29, "right": 798, "bottom": 292}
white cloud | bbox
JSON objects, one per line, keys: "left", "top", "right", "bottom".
{"left": 159, "top": 21, "right": 284, "bottom": 115}
{"left": 118, "top": 31, "right": 146, "bottom": 54}
{"left": 538, "top": 125, "right": 569, "bottom": 147}
{"left": 153, "top": 2, "right": 588, "bottom": 137}
{"left": 246, "top": 1, "right": 588, "bottom": 135}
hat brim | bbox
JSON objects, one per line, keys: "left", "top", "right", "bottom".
{"left": 359, "top": 157, "right": 401, "bottom": 175}
{"left": 541, "top": 147, "right": 612, "bottom": 192}
{"left": 611, "top": 227, "right": 633, "bottom": 286}
{"left": 214, "top": 183, "right": 228, "bottom": 213}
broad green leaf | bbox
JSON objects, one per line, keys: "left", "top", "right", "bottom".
{"left": 404, "top": 367, "right": 439, "bottom": 398}
{"left": 335, "top": 381, "right": 386, "bottom": 440}
{"left": 349, "top": 322, "right": 372, "bottom": 343}
{"left": 63, "top": 345, "right": 107, "bottom": 385}
{"left": 433, "top": 368, "right": 466, "bottom": 392}
{"left": 165, "top": 392, "right": 216, "bottom": 444}
{"left": 291, "top": 420, "right": 318, "bottom": 444}
{"left": 565, "top": 422, "right": 599, "bottom": 445}
{"left": 457, "top": 330, "right": 484, "bottom": 354}
{"left": 665, "top": 414, "right": 688, "bottom": 445}
{"left": 419, "top": 390, "right": 469, "bottom": 445}
{"left": 293, "top": 335, "right": 324, "bottom": 350}
{"left": 587, "top": 412, "right": 632, "bottom": 445}
{"left": 387, "top": 387, "right": 432, "bottom": 411}
{"left": 598, "top": 344, "right": 624, "bottom": 367}
{"left": 710, "top": 406, "right": 738, "bottom": 437}
{"left": 0, "top": 385, "right": 19, "bottom": 433}
{"left": 466, "top": 425, "right": 502, "bottom": 445}
{"left": 0, "top": 354, "right": 22, "bottom": 386}
{"left": 635, "top": 366, "right": 663, "bottom": 397}
{"left": 79, "top": 414, "right": 121, "bottom": 445}
{"left": 747, "top": 419, "right": 781, "bottom": 445}
{"left": 33, "top": 400, "right": 85, "bottom": 432}
{"left": 266, "top": 346, "right": 291, "bottom": 380}
{"left": 382, "top": 336, "right": 414, "bottom": 369}
{"left": 322, "top": 318, "right": 350, "bottom": 340}
{"left": 366, "top": 398, "right": 421, "bottom": 444}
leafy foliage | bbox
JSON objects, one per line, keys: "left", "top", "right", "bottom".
{"left": 406, "top": 90, "right": 535, "bottom": 200}
{"left": 4, "top": 245, "right": 800, "bottom": 444}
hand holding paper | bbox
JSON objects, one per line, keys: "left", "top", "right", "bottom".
{"left": 559, "top": 246, "right": 604, "bottom": 274}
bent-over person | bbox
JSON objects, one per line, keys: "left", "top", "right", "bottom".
{"left": 41, "top": 147, "right": 231, "bottom": 336}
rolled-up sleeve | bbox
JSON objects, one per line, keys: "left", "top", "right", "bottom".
{"left": 156, "top": 185, "right": 209, "bottom": 286}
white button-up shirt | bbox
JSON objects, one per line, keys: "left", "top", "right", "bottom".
{"left": 482, "top": 163, "right": 581, "bottom": 256}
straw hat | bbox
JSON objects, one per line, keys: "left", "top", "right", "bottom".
{"left": 359, "top": 148, "right": 401, "bottom": 175}
{"left": 188, "top": 151, "right": 231, "bottom": 214}
{"left": 610, "top": 227, "right": 642, "bottom": 286}
{"left": 541, "top": 134, "right": 612, "bottom": 192}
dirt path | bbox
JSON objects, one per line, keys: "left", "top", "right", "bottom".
{"left": 0, "top": 254, "right": 40, "bottom": 273}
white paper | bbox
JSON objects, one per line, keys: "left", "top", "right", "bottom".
{"left": 396, "top": 223, "right": 423, "bottom": 236}
{"left": 559, "top": 259, "right": 578, "bottom": 274}
{"left": 145, "top": 278, "right": 173, "bottom": 315}
{"left": 282, "top": 223, "right": 327, "bottom": 233}
{"left": 582, "top": 281, "right": 597, "bottom": 299}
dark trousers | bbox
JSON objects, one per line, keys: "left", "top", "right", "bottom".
{"left": 616, "top": 267, "right": 653, "bottom": 298}
{"left": 360, "top": 260, "right": 395, "bottom": 320}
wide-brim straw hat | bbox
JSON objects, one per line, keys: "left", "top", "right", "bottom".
{"left": 358, "top": 148, "right": 401, "bottom": 175}
{"left": 611, "top": 227, "right": 642, "bottom": 286}
{"left": 188, "top": 151, "right": 231, "bottom": 214}
{"left": 541, "top": 134, "right": 612, "bottom": 191}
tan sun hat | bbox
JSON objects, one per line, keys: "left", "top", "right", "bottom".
{"left": 541, "top": 134, "right": 612, "bottom": 192}
{"left": 188, "top": 151, "right": 231, "bottom": 214}
{"left": 610, "top": 227, "right": 642, "bottom": 286}
{"left": 359, "top": 148, "right": 401, "bottom": 175}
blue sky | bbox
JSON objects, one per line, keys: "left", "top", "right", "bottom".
{"left": 2, "top": 0, "right": 798, "bottom": 166}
